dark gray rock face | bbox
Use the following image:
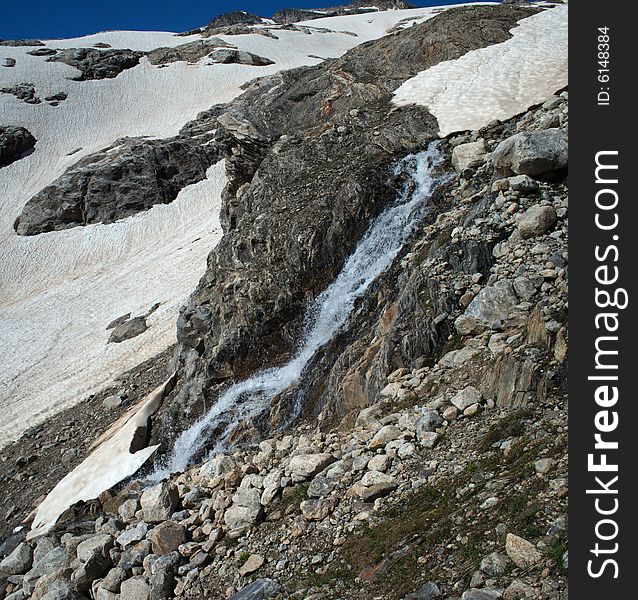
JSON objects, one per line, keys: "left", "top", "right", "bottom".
{"left": 156, "top": 4, "right": 533, "bottom": 444}
{"left": 14, "top": 134, "right": 222, "bottom": 235}
{"left": 208, "top": 48, "right": 274, "bottom": 66}
{"left": 146, "top": 39, "right": 233, "bottom": 65}
{"left": 108, "top": 317, "right": 148, "bottom": 344}
{"left": 0, "top": 126, "right": 36, "bottom": 167}
{"left": 3, "top": 57, "right": 17, "bottom": 67}
{"left": 272, "top": 8, "right": 333, "bottom": 24}
{"left": 206, "top": 11, "right": 263, "bottom": 30}
{"left": 0, "top": 83, "right": 41, "bottom": 104}
{"left": 48, "top": 48, "right": 144, "bottom": 80}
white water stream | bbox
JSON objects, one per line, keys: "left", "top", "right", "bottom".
{"left": 153, "top": 142, "right": 445, "bottom": 478}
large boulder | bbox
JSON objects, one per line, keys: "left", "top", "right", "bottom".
{"left": 120, "top": 576, "right": 150, "bottom": 600}
{"left": 147, "top": 522, "right": 186, "bottom": 555}
{"left": 140, "top": 483, "right": 180, "bottom": 523}
{"left": 451, "top": 140, "right": 488, "bottom": 173}
{"left": 108, "top": 317, "right": 148, "bottom": 344}
{"left": 23, "top": 547, "right": 71, "bottom": 595}
{"left": 492, "top": 128, "right": 568, "bottom": 177}
{"left": 0, "top": 126, "right": 36, "bottom": 167}
{"left": 0, "top": 541, "right": 33, "bottom": 575}
{"left": 465, "top": 281, "right": 518, "bottom": 325}
{"left": 516, "top": 205, "right": 557, "bottom": 238}
{"left": 288, "top": 454, "right": 335, "bottom": 483}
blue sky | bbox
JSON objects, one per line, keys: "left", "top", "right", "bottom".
{"left": 1, "top": 1, "right": 498, "bottom": 40}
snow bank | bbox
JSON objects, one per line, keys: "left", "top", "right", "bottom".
{"left": 28, "top": 375, "right": 175, "bottom": 539}
{"left": 392, "top": 5, "right": 568, "bottom": 136}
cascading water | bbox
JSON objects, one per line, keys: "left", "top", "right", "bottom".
{"left": 152, "top": 142, "right": 446, "bottom": 479}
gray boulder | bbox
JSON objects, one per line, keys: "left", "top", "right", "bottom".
{"left": 140, "top": 483, "right": 180, "bottom": 524}
{"left": 492, "top": 128, "right": 568, "bottom": 176}
{"left": 0, "top": 125, "right": 36, "bottom": 166}
{"left": 48, "top": 48, "right": 144, "bottom": 80}
{"left": 120, "top": 576, "right": 150, "bottom": 600}
{"left": 516, "top": 205, "right": 557, "bottom": 238}
{"left": 451, "top": 140, "right": 488, "bottom": 173}
{"left": 416, "top": 411, "right": 443, "bottom": 436}
{"left": 147, "top": 522, "right": 186, "bottom": 555}
{"left": 465, "top": 281, "right": 517, "bottom": 325}
{"left": 0, "top": 542, "right": 33, "bottom": 575}
{"left": 450, "top": 386, "right": 482, "bottom": 411}
{"left": 108, "top": 317, "right": 148, "bottom": 344}
{"left": 23, "top": 547, "right": 71, "bottom": 595}
{"left": 405, "top": 582, "right": 442, "bottom": 599}
{"left": 461, "top": 590, "right": 502, "bottom": 600}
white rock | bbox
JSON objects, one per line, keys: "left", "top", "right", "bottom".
{"left": 452, "top": 139, "right": 488, "bottom": 173}
{"left": 451, "top": 386, "right": 482, "bottom": 411}
{"left": 505, "top": 533, "right": 543, "bottom": 568}
{"left": 368, "top": 425, "right": 402, "bottom": 450}
{"left": 288, "top": 453, "right": 335, "bottom": 483}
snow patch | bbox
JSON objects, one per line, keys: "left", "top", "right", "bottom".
{"left": 392, "top": 5, "right": 568, "bottom": 136}
{"left": 28, "top": 375, "right": 175, "bottom": 539}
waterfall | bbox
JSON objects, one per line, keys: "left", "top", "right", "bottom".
{"left": 152, "top": 141, "right": 445, "bottom": 479}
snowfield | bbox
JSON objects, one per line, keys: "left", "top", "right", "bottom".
{"left": 393, "top": 5, "right": 568, "bottom": 135}
{"left": 0, "top": 3, "right": 567, "bottom": 450}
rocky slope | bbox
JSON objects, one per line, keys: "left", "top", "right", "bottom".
{"left": 158, "top": 3, "right": 536, "bottom": 446}
{"left": 0, "top": 3, "right": 568, "bottom": 600}
{"left": 0, "top": 89, "right": 568, "bottom": 600}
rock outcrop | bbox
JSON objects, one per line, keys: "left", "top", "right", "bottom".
{"left": 0, "top": 126, "right": 36, "bottom": 167}
{"left": 273, "top": 1, "right": 416, "bottom": 24}
{"left": 14, "top": 131, "right": 223, "bottom": 234}
{"left": 146, "top": 40, "right": 234, "bottom": 65}
{"left": 48, "top": 48, "right": 144, "bottom": 80}
{"left": 0, "top": 39, "right": 45, "bottom": 46}
{"left": 0, "top": 83, "right": 41, "bottom": 104}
